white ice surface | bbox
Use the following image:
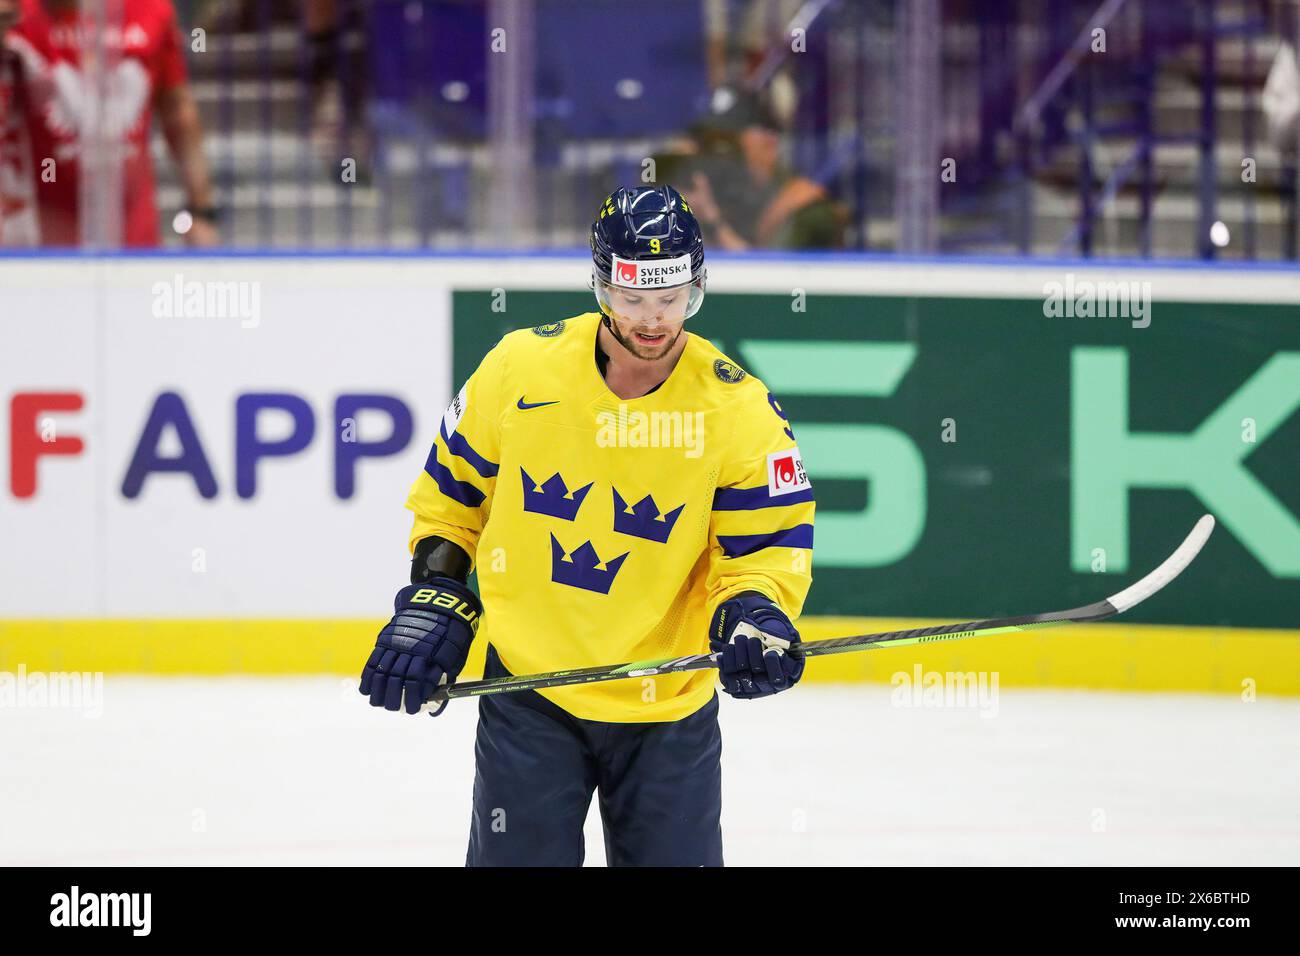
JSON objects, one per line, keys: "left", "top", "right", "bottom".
{"left": 2, "top": 678, "right": 1297, "bottom": 866}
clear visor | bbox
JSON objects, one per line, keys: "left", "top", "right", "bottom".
{"left": 593, "top": 272, "right": 707, "bottom": 324}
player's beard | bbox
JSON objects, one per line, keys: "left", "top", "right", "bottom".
{"left": 604, "top": 315, "right": 683, "bottom": 361}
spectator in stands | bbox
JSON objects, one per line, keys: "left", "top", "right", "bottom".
{"left": 0, "top": 1, "right": 18, "bottom": 117}
{"left": 702, "top": 0, "right": 801, "bottom": 106}
{"left": 3, "top": 0, "right": 217, "bottom": 247}
{"left": 664, "top": 85, "right": 845, "bottom": 250}
{"left": 303, "top": 0, "right": 370, "bottom": 170}
{"left": 0, "top": 0, "right": 39, "bottom": 245}
{"left": 0, "top": 0, "right": 14, "bottom": 60}
{"left": 0, "top": 0, "right": 14, "bottom": 53}
{"left": 1263, "top": 33, "right": 1298, "bottom": 159}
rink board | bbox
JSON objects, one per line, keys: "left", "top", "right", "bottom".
{"left": 3, "top": 255, "right": 1298, "bottom": 695}
{"left": 2, "top": 617, "right": 1297, "bottom": 695}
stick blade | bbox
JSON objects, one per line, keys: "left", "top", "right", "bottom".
{"left": 1105, "top": 513, "right": 1215, "bottom": 614}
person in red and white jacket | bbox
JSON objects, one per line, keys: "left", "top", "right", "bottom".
{"left": 3, "top": 0, "right": 217, "bottom": 247}
{"left": 0, "top": 0, "right": 40, "bottom": 245}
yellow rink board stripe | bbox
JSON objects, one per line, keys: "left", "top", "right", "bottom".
{"left": 1, "top": 618, "right": 1298, "bottom": 695}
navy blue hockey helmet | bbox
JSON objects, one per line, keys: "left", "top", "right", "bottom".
{"left": 590, "top": 185, "right": 707, "bottom": 319}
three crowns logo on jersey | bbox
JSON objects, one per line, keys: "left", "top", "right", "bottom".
{"left": 521, "top": 468, "right": 592, "bottom": 521}
{"left": 522, "top": 468, "right": 684, "bottom": 594}
{"left": 549, "top": 535, "right": 630, "bottom": 594}
{"left": 612, "top": 488, "right": 684, "bottom": 543}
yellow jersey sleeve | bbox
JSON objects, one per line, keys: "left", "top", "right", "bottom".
{"left": 706, "top": 388, "right": 815, "bottom": 620}
{"left": 405, "top": 339, "right": 508, "bottom": 564}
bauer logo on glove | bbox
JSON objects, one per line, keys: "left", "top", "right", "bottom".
{"left": 359, "top": 578, "right": 483, "bottom": 715}
{"left": 709, "top": 591, "right": 805, "bottom": 700}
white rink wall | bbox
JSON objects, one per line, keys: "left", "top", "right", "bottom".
{"left": 5, "top": 254, "right": 1298, "bottom": 619}
{"left": 1, "top": 259, "right": 454, "bottom": 617}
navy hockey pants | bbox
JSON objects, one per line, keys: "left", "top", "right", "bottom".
{"left": 466, "top": 645, "right": 723, "bottom": 866}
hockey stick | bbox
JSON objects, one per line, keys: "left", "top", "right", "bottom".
{"left": 421, "top": 513, "right": 1215, "bottom": 711}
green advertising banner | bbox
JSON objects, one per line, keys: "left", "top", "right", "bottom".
{"left": 453, "top": 290, "right": 1300, "bottom": 629}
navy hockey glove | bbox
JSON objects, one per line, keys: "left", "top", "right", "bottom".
{"left": 359, "top": 578, "right": 481, "bottom": 715}
{"left": 709, "top": 591, "right": 804, "bottom": 699}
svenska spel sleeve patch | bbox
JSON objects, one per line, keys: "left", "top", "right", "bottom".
{"left": 766, "top": 446, "right": 810, "bottom": 497}
{"left": 443, "top": 383, "right": 468, "bottom": 434}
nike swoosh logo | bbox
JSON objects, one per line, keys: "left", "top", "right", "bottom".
{"left": 517, "top": 397, "right": 559, "bottom": 410}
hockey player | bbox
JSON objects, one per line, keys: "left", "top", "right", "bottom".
{"left": 359, "top": 185, "right": 815, "bottom": 866}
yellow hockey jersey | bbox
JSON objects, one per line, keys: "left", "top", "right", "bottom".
{"left": 405, "top": 312, "right": 814, "bottom": 722}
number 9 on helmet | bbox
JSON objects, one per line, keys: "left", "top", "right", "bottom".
{"left": 590, "top": 185, "right": 707, "bottom": 322}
